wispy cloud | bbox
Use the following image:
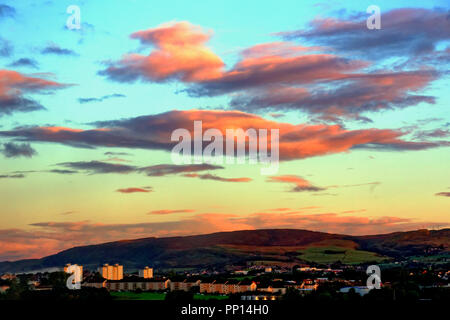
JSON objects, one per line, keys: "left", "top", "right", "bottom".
{"left": 267, "top": 175, "right": 325, "bottom": 192}
{"left": 57, "top": 160, "right": 136, "bottom": 174}
{"left": 8, "top": 58, "right": 39, "bottom": 69}
{"left": 104, "top": 151, "right": 132, "bottom": 156}
{"left": 183, "top": 173, "right": 252, "bottom": 183}
{"left": 0, "top": 173, "right": 24, "bottom": 179}
{"left": 78, "top": 93, "right": 126, "bottom": 104}
{"left": 1, "top": 110, "right": 444, "bottom": 160}
{"left": 48, "top": 169, "right": 78, "bottom": 175}
{"left": 148, "top": 209, "right": 195, "bottom": 215}
{"left": 60, "top": 211, "right": 77, "bottom": 216}
{"left": 140, "top": 163, "right": 223, "bottom": 176}
{"left": 116, "top": 187, "right": 152, "bottom": 193}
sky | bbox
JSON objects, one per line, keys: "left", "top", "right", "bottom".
{"left": 0, "top": 0, "right": 449, "bottom": 261}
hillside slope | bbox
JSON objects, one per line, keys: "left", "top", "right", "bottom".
{"left": 0, "top": 228, "right": 448, "bottom": 273}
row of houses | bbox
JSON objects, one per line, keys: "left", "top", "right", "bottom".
{"left": 84, "top": 279, "right": 170, "bottom": 292}
{"left": 199, "top": 280, "right": 256, "bottom": 294}
{"left": 83, "top": 277, "right": 258, "bottom": 294}
{"left": 82, "top": 276, "right": 323, "bottom": 295}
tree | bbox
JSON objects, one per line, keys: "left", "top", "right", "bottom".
{"left": 282, "top": 287, "right": 301, "bottom": 301}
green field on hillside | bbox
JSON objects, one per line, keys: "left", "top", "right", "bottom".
{"left": 297, "top": 246, "right": 387, "bottom": 264}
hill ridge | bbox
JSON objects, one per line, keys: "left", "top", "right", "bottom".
{"left": 1, "top": 228, "right": 448, "bottom": 273}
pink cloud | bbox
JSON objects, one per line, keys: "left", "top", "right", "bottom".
{"left": 267, "top": 175, "right": 325, "bottom": 192}
{"left": 148, "top": 209, "right": 196, "bottom": 215}
{"left": 0, "top": 69, "right": 67, "bottom": 115}
{"left": 116, "top": 187, "right": 152, "bottom": 193}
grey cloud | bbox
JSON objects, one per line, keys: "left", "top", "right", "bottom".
{"left": 1, "top": 142, "right": 36, "bottom": 158}
{"left": 8, "top": 58, "right": 39, "bottom": 69}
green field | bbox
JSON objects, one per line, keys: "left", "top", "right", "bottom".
{"left": 297, "top": 246, "right": 387, "bottom": 264}
{"left": 230, "top": 275, "right": 256, "bottom": 281}
{"left": 111, "top": 291, "right": 229, "bottom": 300}
{"left": 111, "top": 292, "right": 166, "bottom": 300}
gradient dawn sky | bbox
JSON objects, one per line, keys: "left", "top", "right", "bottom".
{"left": 0, "top": 0, "right": 449, "bottom": 261}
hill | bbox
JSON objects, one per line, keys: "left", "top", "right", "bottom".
{"left": 0, "top": 228, "right": 448, "bottom": 273}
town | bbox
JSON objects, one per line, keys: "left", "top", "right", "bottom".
{"left": 1, "top": 260, "right": 449, "bottom": 302}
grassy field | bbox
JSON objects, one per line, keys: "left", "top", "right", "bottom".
{"left": 111, "top": 291, "right": 228, "bottom": 300}
{"left": 230, "top": 275, "right": 256, "bottom": 281}
{"left": 297, "top": 246, "right": 387, "bottom": 264}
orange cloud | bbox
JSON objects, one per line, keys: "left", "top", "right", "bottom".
{"left": 0, "top": 110, "right": 444, "bottom": 162}
{"left": 101, "top": 21, "right": 224, "bottom": 82}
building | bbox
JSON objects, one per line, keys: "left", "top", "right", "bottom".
{"left": 241, "top": 294, "right": 278, "bottom": 301}
{"left": 297, "top": 267, "right": 321, "bottom": 272}
{"left": 199, "top": 281, "right": 215, "bottom": 293}
{"left": 82, "top": 280, "right": 106, "bottom": 289}
{"left": 0, "top": 274, "right": 16, "bottom": 280}
{"left": 296, "top": 279, "right": 318, "bottom": 290}
{"left": 84, "top": 277, "right": 171, "bottom": 292}
{"left": 199, "top": 280, "right": 257, "bottom": 294}
{"left": 63, "top": 264, "right": 83, "bottom": 283}
{"left": 99, "top": 263, "right": 123, "bottom": 280}
{"left": 233, "top": 270, "right": 249, "bottom": 275}
{"left": 138, "top": 266, "right": 153, "bottom": 279}
{"left": 258, "top": 282, "right": 287, "bottom": 295}
{"left": 170, "top": 279, "right": 201, "bottom": 292}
